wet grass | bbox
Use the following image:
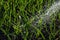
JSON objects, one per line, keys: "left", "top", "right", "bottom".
{"left": 0, "top": 0, "right": 60, "bottom": 40}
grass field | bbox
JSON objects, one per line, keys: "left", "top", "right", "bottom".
{"left": 0, "top": 0, "right": 60, "bottom": 40}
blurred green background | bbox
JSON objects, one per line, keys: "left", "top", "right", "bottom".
{"left": 0, "top": 0, "right": 60, "bottom": 40}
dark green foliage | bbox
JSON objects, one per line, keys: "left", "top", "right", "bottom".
{"left": 0, "top": 0, "right": 60, "bottom": 40}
